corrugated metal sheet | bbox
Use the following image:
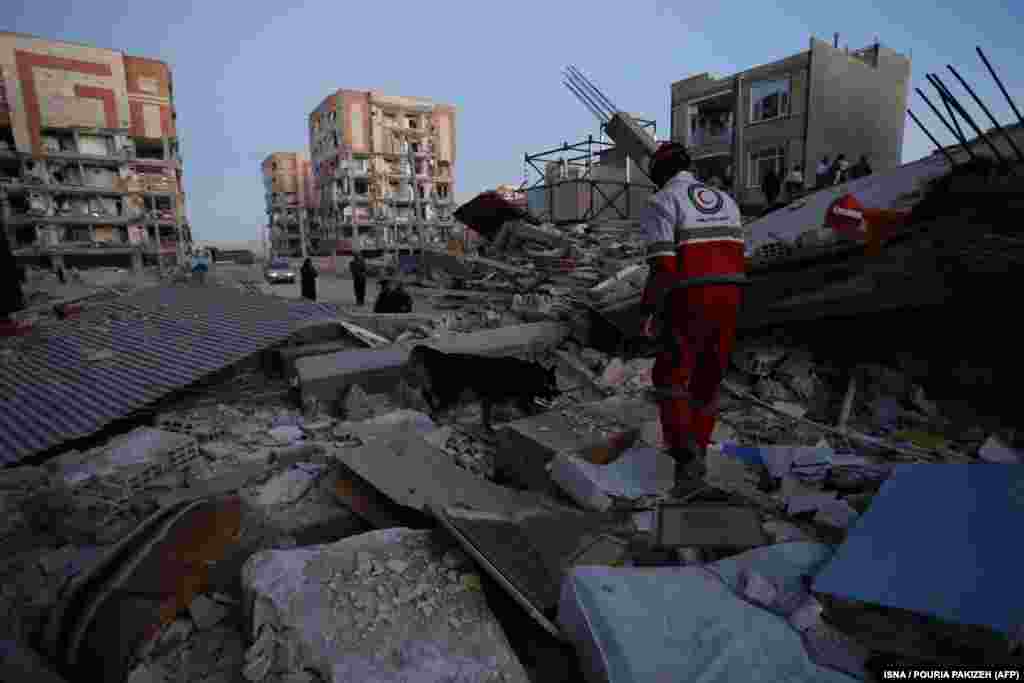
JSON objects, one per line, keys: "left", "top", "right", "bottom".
{"left": 0, "top": 285, "right": 341, "bottom": 465}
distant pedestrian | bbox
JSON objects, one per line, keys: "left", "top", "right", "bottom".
{"left": 349, "top": 252, "right": 367, "bottom": 306}
{"left": 373, "top": 279, "right": 394, "bottom": 314}
{"left": 851, "top": 154, "right": 873, "bottom": 180}
{"left": 300, "top": 257, "right": 318, "bottom": 301}
{"left": 816, "top": 156, "right": 831, "bottom": 189}
{"left": 785, "top": 164, "right": 804, "bottom": 198}
{"left": 832, "top": 154, "right": 850, "bottom": 185}
{"left": 761, "top": 167, "right": 781, "bottom": 206}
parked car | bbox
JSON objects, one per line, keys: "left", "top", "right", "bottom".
{"left": 264, "top": 258, "right": 295, "bottom": 284}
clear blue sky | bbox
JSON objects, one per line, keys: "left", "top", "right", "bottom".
{"left": 6, "top": 0, "right": 1023, "bottom": 243}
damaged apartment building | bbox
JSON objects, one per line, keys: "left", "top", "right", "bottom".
{"left": 0, "top": 32, "right": 191, "bottom": 270}
{"left": 309, "top": 90, "right": 456, "bottom": 252}
{"left": 262, "top": 151, "right": 318, "bottom": 257}
{"left": 671, "top": 35, "right": 911, "bottom": 210}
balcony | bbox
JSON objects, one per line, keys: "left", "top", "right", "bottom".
{"left": 690, "top": 127, "right": 734, "bottom": 147}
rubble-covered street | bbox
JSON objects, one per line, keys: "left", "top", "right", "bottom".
{"left": 3, "top": 12, "right": 1024, "bottom": 683}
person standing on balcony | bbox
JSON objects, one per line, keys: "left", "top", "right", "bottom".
{"left": 639, "top": 142, "right": 747, "bottom": 497}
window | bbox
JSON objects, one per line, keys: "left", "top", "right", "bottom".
{"left": 407, "top": 118, "right": 418, "bottom": 129}
{"left": 411, "top": 143, "right": 420, "bottom": 153}
{"left": 750, "top": 78, "right": 791, "bottom": 123}
{"left": 437, "top": 183, "right": 449, "bottom": 199}
{"left": 748, "top": 147, "right": 786, "bottom": 188}
{"left": 354, "top": 179, "right": 369, "bottom": 195}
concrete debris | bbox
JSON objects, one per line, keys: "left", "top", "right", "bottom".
{"left": 240, "top": 528, "right": 530, "bottom": 682}
{"left": 255, "top": 467, "right": 318, "bottom": 507}
{"left": 978, "top": 434, "right": 1024, "bottom": 464}
{"left": 268, "top": 426, "right": 304, "bottom": 444}
{"left": 4, "top": 219, "right": 1016, "bottom": 683}
{"left": 189, "top": 594, "right": 230, "bottom": 630}
{"left": 549, "top": 446, "right": 675, "bottom": 512}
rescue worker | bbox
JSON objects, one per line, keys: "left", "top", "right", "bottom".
{"left": 638, "top": 142, "right": 746, "bottom": 496}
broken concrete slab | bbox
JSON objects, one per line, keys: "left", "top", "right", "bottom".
{"left": 329, "top": 425, "right": 561, "bottom": 518}
{"left": 340, "top": 312, "right": 446, "bottom": 340}
{"left": 653, "top": 503, "right": 766, "bottom": 549}
{"left": 502, "top": 397, "right": 657, "bottom": 460}
{"left": 433, "top": 506, "right": 625, "bottom": 639}
{"left": 188, "top": 594, "right": 229, "bottom": 630}
{"left": 297, "top": 348, "right": 411, "bottom": 406}
{"left": 323, "top": 467, "right": 426, "bottom": 530}
{"left": 549, "top": 446, "right": 675, "bottom": 512}
{"left": 240, "top": 528, "right": 530, "bottom": 682}
{"left": 298, "top": 323, "right": 570, "bottom": 406}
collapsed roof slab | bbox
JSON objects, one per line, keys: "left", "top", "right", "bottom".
{"left": 295, "top": 322, "right": 570, "bottom": 404}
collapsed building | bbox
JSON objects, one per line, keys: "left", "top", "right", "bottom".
{"left": 262, "top": 152, "right": 317, "bottom": 258}
{"left": 308, "top": 90, "right": 457, "bottom": 254}
{"left": 0, "top": 32, "right": 192, "bottom": 270}
{"left": 2, "top": 41, "right": 1024, "bottom": 683}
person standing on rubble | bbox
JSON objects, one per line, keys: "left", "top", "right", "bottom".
{"left": 349, "top": 251, "right": 367, "bottom": 306}
{"left": 639, "top": 142, "right": 746, "bottom": 496}
{"left": 300, "top": 257, "right": 318, "bottom": 301}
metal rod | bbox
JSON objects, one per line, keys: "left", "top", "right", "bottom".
{"left": 566, "top": 70, "right": 615, "bottom": 120}
{"left": 928, "top": 74, "right": 967, "bottom": 144}
{"left": 947, "top": 64, "right": 1024, "bottom": 162}
{"left": 564, "top": 80, "right": 605, "bottom": 122}
{"left": 916, "top": 87, "right": 976, "bottom": 160}
{"left": 908, "top": 109, "right": 957, "bottom": 166}
{"left": 566, "top": 65, "right": 615, "bottom": 113}
{"left": 566, "top": 66, "right": 619, "bottom": 115}
{"left": 563, "top": 73, "right": 613, "bottom": 120}
{"left": 931, "top": 72, "right": 1007, "bottom": 165}
{"left": 977, "top": 47, "right": 1024, "bottom": 128}
{"left": 563, "top": 80, "right": 607, "bottom": 123}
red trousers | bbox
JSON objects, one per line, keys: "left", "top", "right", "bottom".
{"left": 651, "top": 284, "right": 741, "bottom": 455}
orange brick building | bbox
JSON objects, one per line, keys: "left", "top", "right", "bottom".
{"left": 0, "top": 32, "right": 190, "bottom": 268}
{"left": 262, "top": 151, "right": 317, "bottom": 257}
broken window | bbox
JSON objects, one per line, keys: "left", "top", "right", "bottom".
{"left": 78, "top": 135, "right": 110, "bottom": 156}
{"left": 0, "top": 158, "right": 19, "bottom": 181}
{"left": 40, "top": 129, "right": 75, "bottom": 153}
{"left": 8, "top": 194, "right": 29, "bottom": 214}
{"left": 750, "top": 78, "right": 791, "bottom": 123}
{"left": 0, "top": 125, "right": 14, "bottom": 152}
{"left": 407, "top": 118, "right": 418, "bottom": 129}
{"left": 748, "top": 146, "right": 787, "bottom": 188}
{"left": 134, "top": 138, "right": 165, "bottom": 160}
{"left": 354, "top": 179, "right": 369, "bottom": 195}
{"left": 14, "top": 225, "right": 39, "bottom": 246}
{"left": 437, "top": 183, "right": 449, "bottom": 198}
{"left": 417, "top": 185, "right": 425, "bottom": 199}
{"left": 411, "top": 143, "right": 420, "bottom": 154}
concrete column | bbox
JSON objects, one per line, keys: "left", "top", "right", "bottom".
{"left": 131, "top": 248, "right": 142, "bottom": 273}
{"left": 299, "top": 207, "right": 308, "bottom": 258}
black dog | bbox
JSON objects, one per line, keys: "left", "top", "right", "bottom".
{"left": 408, "top": 345, "right": 560, "bottom": 431}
